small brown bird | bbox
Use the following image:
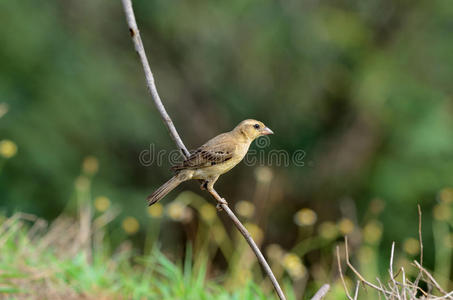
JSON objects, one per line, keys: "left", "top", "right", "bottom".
{"left": 147, "top": 119, "right": 273, "bottom": 207}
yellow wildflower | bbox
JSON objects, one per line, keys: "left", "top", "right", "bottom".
{"left": 167, "top": 201, "right": 193, "bottom": 223}
{"left": 94, "top": 196, "right": 110, "bottom": 212}
{"left": 403, "top": 238, "right": 420, "bottom": 255}
{"left": 122, "top": 217, "right": 139, "bottom": 234}
{"left": 254, "top": 166, "right": 273, "bottom": 183}
{"left": 433, "top": 204, "right": 450, "bottom": 221}
{"left": 439, "top": 187, "right": 453, "bottom": 203}
{"left": 363, "top": 220, "right": 383, "bottom": 244}
{"left": 294, "top": 208, "right": 317, "bottom": 226}
{"left": 83, "top": 156, "right": 99, "bottom": 175}
{"left": 235, "top": 201, "right": 255, "bottom": 218}
{"left": 147, "top": 203, "right": 163, "bottom": 218}
{"left": 282, "top": 253, "right": 306, "bottom": 279}
{"left": 0, "top": 140, "right": 17, "bottom": 158}
{"left": 338, "top": 218, "right": 354, "bottom": 235}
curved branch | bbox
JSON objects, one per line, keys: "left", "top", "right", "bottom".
{"left": 121, "top": 0, "right": 189, "bottom": 158}
{"left": 310, "top": 284, "right": 330, "bottom": 300}
{"left": 120, "top": 1, "right": 286, "bottom": 299}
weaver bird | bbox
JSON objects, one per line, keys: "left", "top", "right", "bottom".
{"left": 147, "top": 119, "right": 273, "bottom": 208}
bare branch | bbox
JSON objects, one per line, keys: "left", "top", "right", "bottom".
{"left": 401, "top": 267, "right": 407, "bottom": 300}
{"left": 388, "top": 242, "right": 401, "bottom": 299}
{"left": 344, "top": 237, "right": 394, "bottom": 296}
{"left": 310, "top": 284, "right": 330, "bottom": 300}
{"left": 336, "top": 245, "right": 354, "bottom": 300}
{"left": 413, "top": 261, "right": 453, "bottom": 299}
{"left": 414, "top": 204, "right": 424, "bottom": 291}
{"left": 338, "top": 207, "right": 451, "bottom": 300}
{"left": 353, "top": 281, "right": 360, "bottom": 300}
{"left": 431, "top": 291, "right": 453, "bottom": 300}
{"left": 120, "top": 1, "right": 286, "bottom": 299}
{"left": 376, "top": 277, "right": 390, "bottom": 300}
{"left": 389, "top": 242, "right": 395, "bottom": 277}
{"left": 417, "top": 204, "right": 423, "bottom": 267}
{"left": 121, "top": 0, "right": 189, "bottom": 158}
{"left": 221, "top": 204, "right": 286, "bottom": 299}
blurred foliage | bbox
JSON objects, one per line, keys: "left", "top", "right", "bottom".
{"left": 0, "top": 214, "right": 297, "bottom": 299}
{"left": 0, "top": 183, "right": 451, "bottom": 298}
{"left": 1, "top": 0, "right": 453, "bottom": 296}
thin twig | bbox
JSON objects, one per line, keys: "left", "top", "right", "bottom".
{"left": 376, "top": 277, "right": 390, "bottom": 300}
{"left": 336, "top": 245, "right": 354, "bottom": 300}
{"left": 353, "top": 281, "right": 360, "bottom": 300}
{"left": 417, "top": 205, "right": 423, "bottom": 267}
{"left": 388, "top": 242, "right": 401, "bottom": 299}
{"left": 221, "top": 204, "right": 285, "bottom": 299}
{"left": 431, "top": 290, "right": 453, "bottom": 300}
{"left": 413, "top": 261, "right": 452, "bottom": 299}
{"left": 393, "top": 267, "right": 402, "bottom": 279}
{"left": 338, "top": 231, "right": 450, "bottom": 300}
{"left": 413, "top": 204, "right": 424, "bottom": 292}
{"left": 389, "top": 242, "right": 395, "bottom": 277}
{"left": 401, "top": 267, "right": 407, "bottom": 300}
{"left": 120, "top": 0, "right": 189, "bottom": 158}
{"left": 344, "top": 237, "right": 394, "bottom": 296}
{"left": 120, "top": 1, "right": 286, "bottom": 299}
{"left": 398, "top": 274, "right": 429, "bottom": 298}
{"left": 310, "top": 284, "right": 330, "bottom": 300}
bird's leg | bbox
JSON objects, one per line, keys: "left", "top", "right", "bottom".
{"left": 205, "top": 176, "right": 228, "bottom": 211}
{"left": 199, "top": 180, "right": 208, "bottom": 191}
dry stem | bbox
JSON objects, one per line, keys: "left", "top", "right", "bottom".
{"left": 119, "top": 0, "right": 292, "bottom": 298}
{"left": 337, "top": 207, "right": 452, "bottom": 299}
{"left": 310, "top": 284, "right": 331, "bottom": 300}
{"left": 337, "top": 245, "right": 353, "bottom": 300}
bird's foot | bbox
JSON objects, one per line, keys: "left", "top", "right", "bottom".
{"left": 216, "top": 198, "right": 228, "bottom": 211}
{"left": 200, "top": 181, "right": 208, "bottom": 191}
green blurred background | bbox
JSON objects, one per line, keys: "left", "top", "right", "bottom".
{"left": 1, "top": 0, "right": 452, "bottom": 297}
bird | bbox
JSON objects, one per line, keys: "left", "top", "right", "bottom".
{"left": 147, "top": 119, "right": 273, "bottom": 208}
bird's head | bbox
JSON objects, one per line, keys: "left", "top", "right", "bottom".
{"left": 233, "top": 119, "right": 274, "bottom": 141}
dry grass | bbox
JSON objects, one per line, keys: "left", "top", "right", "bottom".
{"left": 0, "top": 209, "right": 295, "bottom": 300}
{"left": 0, "top": 212, "right": 115, "bottom": 299}
{"left": 337, "top": 205, "right": 452, "bottom": 300}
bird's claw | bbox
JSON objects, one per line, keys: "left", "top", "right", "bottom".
{"left": 216, "top": 198, "right": 228, "bottom": 211}
{"left": 200, "top": 181, "right": 208, "bottom": 191}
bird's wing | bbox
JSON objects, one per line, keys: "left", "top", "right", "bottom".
{"left": 172, "top": 134, "right": 235, "bottom": 171}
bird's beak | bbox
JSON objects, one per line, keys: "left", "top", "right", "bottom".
{"left": 261, "top": 127, "right": 274, "bottom": 135}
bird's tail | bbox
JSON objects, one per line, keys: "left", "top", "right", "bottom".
{"left": 147, "top": 175, "right": 183, "bottom": 206}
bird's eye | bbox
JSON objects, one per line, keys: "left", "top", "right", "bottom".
{"left": 253, "top": 124, "right": 260, "bottom": 129}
